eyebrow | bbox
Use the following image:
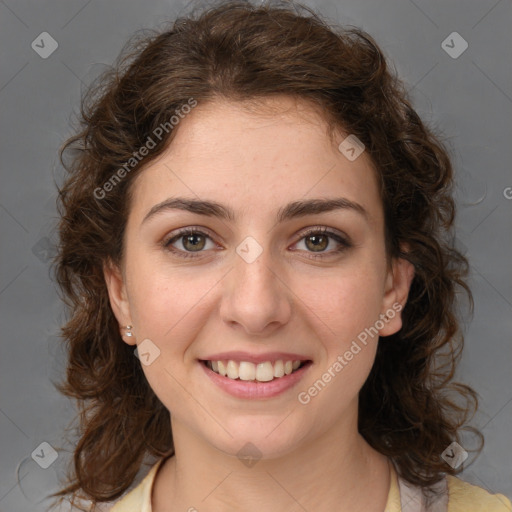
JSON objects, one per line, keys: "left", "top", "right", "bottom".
{"left": 141, "top": 197, "right": 368, "bottom": 225}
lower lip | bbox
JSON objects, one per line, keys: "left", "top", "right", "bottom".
{"left": 200, "top": 360, "right": 312, "bottom": 399}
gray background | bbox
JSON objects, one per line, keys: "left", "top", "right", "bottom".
{"left": 1, "top": 0, "right": 511, "bottom": 510}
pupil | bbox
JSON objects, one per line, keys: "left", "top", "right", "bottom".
{"left": 184, "top": 234, "right": 205, "bottom": 251}
{"left": 307, "top": 235, "right": 327, "bottom": 251}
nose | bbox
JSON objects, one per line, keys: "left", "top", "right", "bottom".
{"left": 219, "top": 244, "right": 292, "bottom": 336}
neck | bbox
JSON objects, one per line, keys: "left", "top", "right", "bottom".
{"left": 153, "top": 408, "right": 391, "bottom": 512}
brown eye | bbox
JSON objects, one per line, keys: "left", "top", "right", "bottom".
{"left": 293, "top": 227, "right": 351, "bottom": 259}
{"left": 163, "top": 228, "right": 216, "bottom": 258}
{"left": 304, "top": 234, "right": 329, "bottom": 252}
{"left": 181, "top": 233, "right": 207, "bottom": 251}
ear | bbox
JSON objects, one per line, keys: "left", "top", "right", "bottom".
{"left": 378, "top": 251, "right": 415, "bottom": 337}
{"left": 103, "top": 260, "right": 136, "bottom": 345}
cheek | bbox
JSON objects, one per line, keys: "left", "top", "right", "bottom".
{"left": 124, "top": 260, "right": 215, "bottom": 410}
{"left": 301, "top": 265, "right": 385, "bottom": 346}
{"left": 297, "top": 339, "right": 377, "bottom": 435}
{"left": 126, "top": 255, "right": 217, "bottom": 352}
{"left": 295, "top": 271, "right": 382, "bottom": 422}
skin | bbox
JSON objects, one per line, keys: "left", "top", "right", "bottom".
{"left": 104, "top": 96, "right": 415, "bottom": 512}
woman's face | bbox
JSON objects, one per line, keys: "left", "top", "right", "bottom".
{"left": 105, "top": 96, "right": 413, "bottom": 460}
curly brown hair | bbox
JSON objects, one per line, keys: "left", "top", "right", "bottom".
{"left": 50, "top": 1, "right": 482, "bottom": 510}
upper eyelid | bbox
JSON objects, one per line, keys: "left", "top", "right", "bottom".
{"left": 164, "top": 226, "right": 218, "bottom": 245}
{"left": 164, "top": 226, "right": 350, "bottom": 250}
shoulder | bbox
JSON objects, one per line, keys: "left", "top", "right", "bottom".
{"left": 110, "top": 458, "right": 166, "bottom": 512}
{"left": 447, "top": 475, "right": 512, "bottom": 512}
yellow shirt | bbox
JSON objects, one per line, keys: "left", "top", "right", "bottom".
{"left": 109, "top": 457, "right": 512, "bottom": 512}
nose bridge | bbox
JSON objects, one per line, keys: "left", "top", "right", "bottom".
{"left": 220, "top": 237, "right": 291, "bottom": 334}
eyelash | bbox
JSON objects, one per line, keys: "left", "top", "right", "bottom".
{"left": 162, "top": 226, "right": 351, "bottom": 260}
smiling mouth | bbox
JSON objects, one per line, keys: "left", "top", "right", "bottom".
{"left": 200, "top": 359, "right": 312, "bottom": 383}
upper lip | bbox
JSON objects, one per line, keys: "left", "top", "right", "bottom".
{"left": 200, "top": 351, "right": 312, "bottom": 364}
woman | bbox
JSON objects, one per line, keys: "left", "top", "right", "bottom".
{"left": 50, "top": 1, "right": 511, "bottom": 511}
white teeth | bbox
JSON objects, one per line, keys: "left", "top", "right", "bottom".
{"left": 256, "top": 362, "right": 274, "bottom": 382}
{"left": 238, "top": 361, "right": 256, "bottom": 381}
{"left": 226, "top": 360, "right": 238, "bottom": 379}
{"left": 217, "top": 360, "right": 227, "bottom": 377}
{"left": 207, "top": 359, "right": 305, "bottom": 382}
{"left": 273, "top": 360, "right": 284, "bottom": 378}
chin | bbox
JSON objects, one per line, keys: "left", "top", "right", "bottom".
{"left": 206, "top": 418, "right": 309, "bottom": 462}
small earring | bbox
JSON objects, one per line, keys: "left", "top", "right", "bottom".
{"left": 122, "top": 325, "right": 133, "bottom": 338}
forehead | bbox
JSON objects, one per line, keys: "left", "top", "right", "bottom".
{"left": 128, "top": 96, "right": 383, "bottom": 225}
